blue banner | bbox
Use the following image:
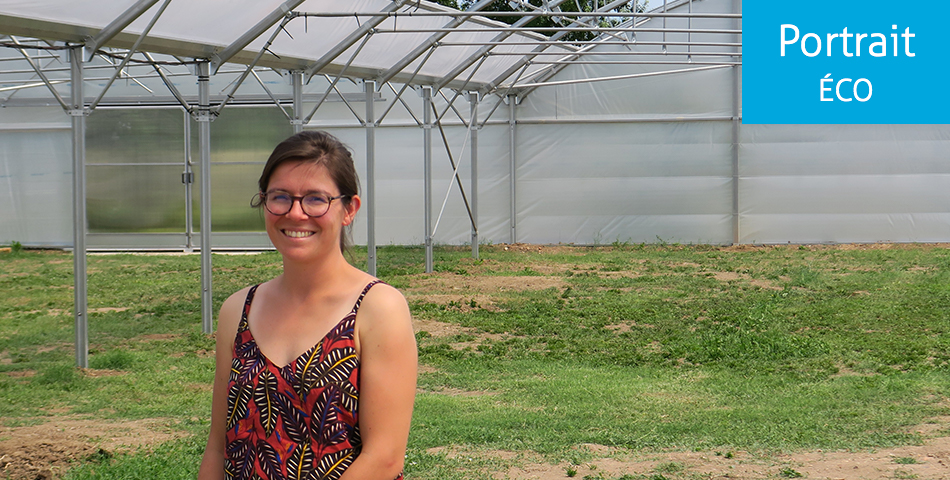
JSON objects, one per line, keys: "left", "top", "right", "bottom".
{"left": 742, "top": 2, "right": 948, "bottom": 124}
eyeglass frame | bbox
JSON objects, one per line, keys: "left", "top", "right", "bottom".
{"left": 254, "top": 190, "right": 350, "bottom": 218}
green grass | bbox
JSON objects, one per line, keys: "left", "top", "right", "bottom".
{"left": 1, "top": 244, "right": 949, "bottom": 479}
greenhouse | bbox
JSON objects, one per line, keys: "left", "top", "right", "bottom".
{"left": 2, "top": 0, "right": 949, "bottom": 365}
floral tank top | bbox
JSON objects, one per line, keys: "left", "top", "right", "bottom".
{"left": 225, "top": 280, "right": 401, "bottom": 480}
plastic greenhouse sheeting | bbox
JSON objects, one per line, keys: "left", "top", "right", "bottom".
{"left": 2, "top": 0, "right": 950, "bottom": 249}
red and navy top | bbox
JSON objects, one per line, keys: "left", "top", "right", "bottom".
{"left": 225, "top": 280, "right": 402, "bottom": 480}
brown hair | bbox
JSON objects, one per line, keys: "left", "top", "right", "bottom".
{"left": 253, "top": 131, "right": 359, "bottom": 253}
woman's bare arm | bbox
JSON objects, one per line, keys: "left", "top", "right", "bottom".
{"left": 197, "top": 288, "right": 249, "bottom": 480}
{"left": 341, "top": 284, "right": 418, "bottom": 480}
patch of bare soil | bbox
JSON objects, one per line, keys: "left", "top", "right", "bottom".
{"left": 406, "top": 272, "right": 566, "bottom": 295}
{"left": 709, "top": 271, "right": 785, "bottom": 291}
{"left": 412, "top": 318, "right": 506, "bottom": 350}
{"left": 0, "top": 417, "right": 184, "bottom": 480}
{"left": 475, "top": 433, "right": 950, "bottom": 480}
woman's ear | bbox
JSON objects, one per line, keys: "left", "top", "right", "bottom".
{"left": 342, "top": 195, "right": 361, "bottom": 226}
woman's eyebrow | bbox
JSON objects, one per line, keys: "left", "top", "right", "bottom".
{"left": 265, "top": 188, "right": 332, "bottom": 195}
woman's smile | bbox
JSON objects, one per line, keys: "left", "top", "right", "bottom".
{"left": 282, "top": 229, "right": 315, "bottom": 238}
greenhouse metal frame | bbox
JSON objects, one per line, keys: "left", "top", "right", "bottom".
{"left": 3, "top": 0, "right": 948, "bottom": 367}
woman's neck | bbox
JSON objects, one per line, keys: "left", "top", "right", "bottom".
{"left": 277, "top": 250, "right": 356, "bottom": 298}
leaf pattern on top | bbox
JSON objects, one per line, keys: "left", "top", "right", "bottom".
{"left": 286, "top": 441, "right": 314, "bottom": 480}
{"left": 310, "top": 384, "right": 343, "bottom": 447}
{"left": 226, "top": 438, "right": 255, "bottom": 480}
{"left": 275, "top": 391, "right": 310, "bottom": 444}
{"left": 336, "top": 380, "right": 359, "bottom": 414}
{"left": 224, "top": 281, "right": 396, "bottom": 480}
{"left": 300, "top": 347, "right": 358, "bottom": 394}
{"left": 256, "top": 440, "right": 283, "bottom": 480}
{"left": 227, "top": 382, "right": 252, "bottom": 431}
{"left": 254, "top": 370, "right": 279, "bottom": 436}
{"left": 293, "top": 344, "right": 324, "bottom": 399}
{"left": 315, "top": 448, "right": 355, "bottom": 480}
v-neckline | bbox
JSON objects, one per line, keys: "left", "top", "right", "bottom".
{"left": 239, "top": 281, "right": 378, "bottom": 370}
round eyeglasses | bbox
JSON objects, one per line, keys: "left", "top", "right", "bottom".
{"left": 256, "top": 191, "right": 349, "bottom": 218}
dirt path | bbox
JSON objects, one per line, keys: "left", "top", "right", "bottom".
{"left": 0, "top": 416, "right": 184, "bottom": 480}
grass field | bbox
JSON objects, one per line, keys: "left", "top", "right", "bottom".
{"left": 1, "top": 244, "right": 948, "bottom": 479}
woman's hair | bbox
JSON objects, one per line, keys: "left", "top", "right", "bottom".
{"left": 253, "top": 130, "right": 360, "bottom": 253}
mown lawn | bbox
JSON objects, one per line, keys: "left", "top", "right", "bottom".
{"left": 1, "top": 244, "right": 948, "bottom": 479}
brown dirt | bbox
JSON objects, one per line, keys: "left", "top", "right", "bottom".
{"left": 0, "top": 417, "right": 185, "bottom": 480}
{"left": 426, "top": 431, "right": 950, "bottom": 480}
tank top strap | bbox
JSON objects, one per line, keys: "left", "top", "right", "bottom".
{"left": 352, "top": 279, "right": 385, "bottom": 315}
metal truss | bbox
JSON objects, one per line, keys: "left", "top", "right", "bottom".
{"left": 0, "top": 0, "right": 742, "bottom": 366}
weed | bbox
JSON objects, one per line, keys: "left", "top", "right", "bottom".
{"left": 654, "top": 462, "right": 682, "bottom": 474}
{"left": 894, "top": 457, "right": 918, "bottom": 465}
{"left": 89, "top": 349, "right": 136, "bottom": 370}
{"left": 779, "top": 467, "right": 803, "bottom": 478}
{"left": 566, "top": 466, "right": 578, "bottom": 477}
{"left": 892, "top": 469, "right": 918, "bottom": 479}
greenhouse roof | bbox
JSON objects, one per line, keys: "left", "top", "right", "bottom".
{"left": 0, "top": 0, "right": 592, "bottom": 93}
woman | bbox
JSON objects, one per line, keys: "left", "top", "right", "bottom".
{"left": 198, "top": 131, "right": 417, "bottom": 480}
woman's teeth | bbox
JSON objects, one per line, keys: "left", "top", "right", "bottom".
{"left": 283, "top": 230, "right": 314, "bottom": 238}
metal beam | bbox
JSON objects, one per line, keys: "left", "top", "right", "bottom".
{"left": 470, "top": 91, "right": 479, "bottom": 259}
{"left": 516, "top": 0, "right": 701, "bottom": 97}
{"left": 303, "top": 0, "right": 410, "bottom": 80}
{"left": 484, "top": 0, "right": 643, "bottom": 95}
{"left": 732, "top": 0, "right": 741, "bottom": 245}
{"left": 197, "top": 61, "right": 213, "bottom": 334}
{"left": 365, "top": 80, "right": 377, "bottom": 276}
{"left": 434, "top": 0, "right": 571, "bottom": 91}
{"left": 423, "top": 86, "right": 433, "bottom": 273}
{"left": 291, "top": 71, "right": 303, "bottom": 133}
{"left": 210, "top": 0, "right": 306, "bottom": 73}
{"left": 508, "top": 94, "right": 517, "bottom": 244}
{"left": 9, "top": 36, "right": 69, "bottom": 110}
{"left": 144, "top": 52, "right": 192, "bottom": 113}
{"left": 89, "top": 0, "right": 172, "bottom": 110}
{"left": 70, "top": 46, "right": 89, "bottom": 369}
{"left": 376, "top": 0, "right": 497, "bottom": 86}
{"left": 212, "top": 14, "right": 295, "bottom": 116}
{"left": 85, "top": 0, "right": 161, "bottom": 58}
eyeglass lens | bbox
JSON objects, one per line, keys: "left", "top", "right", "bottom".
{"left": 264, "top": 192, "right": 332, "bottom": 217}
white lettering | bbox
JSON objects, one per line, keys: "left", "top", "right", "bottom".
{"left": 781, "top": 24, "right": 799, "bottom": 56}
{"left": 902, "top": 27, "right": 915, "bottom": 57}
{"left": 836, "top": 78, "right": 853, "bottom": 102}
{"left": 802, "top": 33, "right": 822, "bottom": 57}
{"left": 854, "top": 78, "right": 873, "bottom": 102}
{"left": 870, "top": 33, "right": 886, "bottom": 57}
{"left": 820, "top": 74, "right": 834, "bottom": 102}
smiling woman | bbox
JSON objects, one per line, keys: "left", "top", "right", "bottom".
{"left": 198, "top": 131, "right": 418, "bottom": 480}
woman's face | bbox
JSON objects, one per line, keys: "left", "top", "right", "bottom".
{"left": 263, "top": 160, "right": 358, "bottom": 262}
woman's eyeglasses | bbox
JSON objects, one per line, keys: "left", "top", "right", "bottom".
{"left": 256, "top": 191, "right": 348, "bottom": 218}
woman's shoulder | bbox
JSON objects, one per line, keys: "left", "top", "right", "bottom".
{"left": 217, "top": 284, "right": 259, "bottom": 331}
{"left": 358, "top": 278, "right": 411, "bottom": 326}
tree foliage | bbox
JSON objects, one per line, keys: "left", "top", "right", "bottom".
{"left": 430, "top": 0, "right": 649, "bottom": 43}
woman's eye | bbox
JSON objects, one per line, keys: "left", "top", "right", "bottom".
{"left": 269, "top": 193, "right": 292, "bottom": 203}
{"left": 303, "top": 195, "right": 329, "bottom": 206}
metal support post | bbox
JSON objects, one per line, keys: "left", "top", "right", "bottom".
{"left": 508, "top": 94, "right": 517, "bottom": 244}
{"left": 291, "top": 71, "right": 304, "bottom": 133}
{"left": 183, "top": 108, "right": 194, "bottom": 252}
{"left": 70, "top": 46, "right": 88, "bottom": 369}
{"left": 469, "top": 91, "right": 479, "bottom": 259}
{"left": 197, "top": 61, "right": 213, "bottom": 334}
{"left": 365, "top": 81, "right": 377, "bottom": 276}
{"left": 423, "top": 86, "right": 433, "bottom": 273}
{"left": 731, "top": 0, "right": 741, "bottom": 245}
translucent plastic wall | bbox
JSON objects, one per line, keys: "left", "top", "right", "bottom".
{"left": 0, "top": 107, "right": 72, "bottom": 247}
{"left": 4, "top": 0, "right": 950, "bottom": 249}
